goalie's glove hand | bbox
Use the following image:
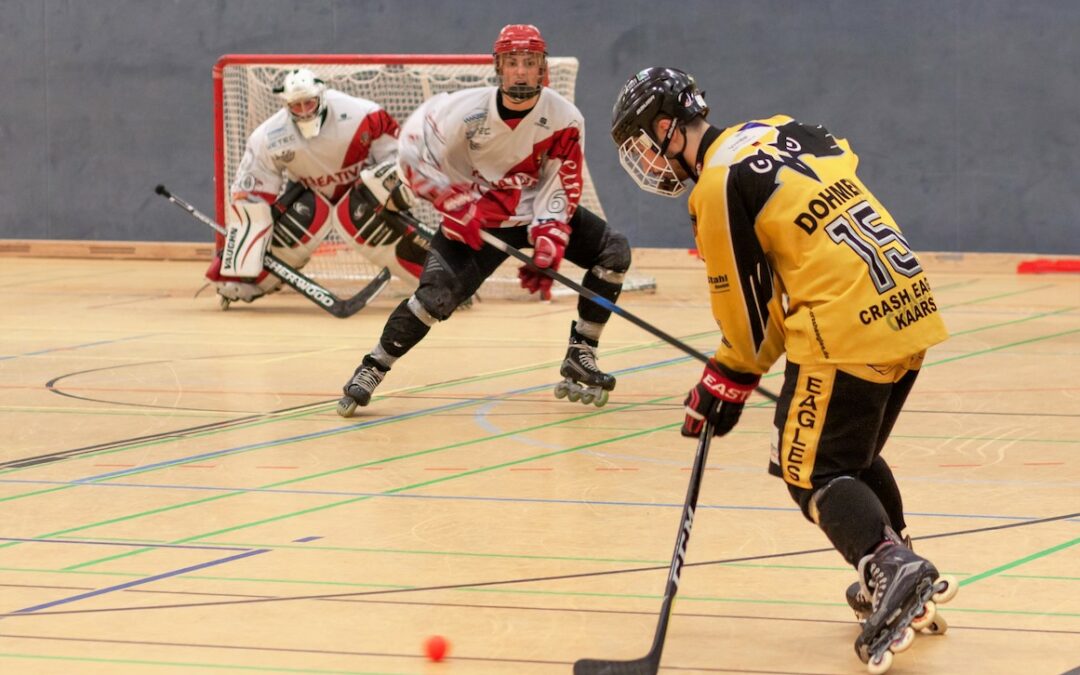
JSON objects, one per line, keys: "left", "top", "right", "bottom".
{"left": 681, "top": 358, "right": 760, "bottom": 437}
{"left": 519, "top": 220, "right": 571, "bottom": 296}
{"left": 359, "top": 160, "right": 415, "bottom": 212}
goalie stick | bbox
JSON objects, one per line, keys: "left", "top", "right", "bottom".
{"left": 154, "top": 185, "right": 391, "bottom": 318}
{"left": 574, "top": 418, "right": 715, "bottom": 675}
{"left": 475, "top": 229, "right": 779, "bottom": 403}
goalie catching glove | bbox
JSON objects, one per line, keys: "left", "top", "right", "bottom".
{"left": 518, "top": 219, "right": 571, "bottom": 296}
{"left": 359, "top": 160, "right": 414, "bottom": 212}
{"left": 682, "top": 358, "right": 760, "bottom": 437}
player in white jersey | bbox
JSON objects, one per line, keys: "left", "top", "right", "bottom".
{"left": 206, "top": 68, "right": 428, "bottom": 306}
{"left": 336, "top": 25, "right": 632, "bottom": 415}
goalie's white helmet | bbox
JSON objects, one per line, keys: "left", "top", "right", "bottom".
{"left": 276, "top": 68, "right": 327, "bottom": 139}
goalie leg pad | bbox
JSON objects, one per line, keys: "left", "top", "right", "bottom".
{"left": 222, "top": 200, "right": 274, "bottom": 277}
{"left": 270, "top": 183, "right": 333, "bottom": 269}
{"left": 335, "top": 184, "right": 427, "bottom": 284}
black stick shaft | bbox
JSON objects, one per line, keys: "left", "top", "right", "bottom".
{"left": 478, "top": 230, "right": 778, "bottom": 403}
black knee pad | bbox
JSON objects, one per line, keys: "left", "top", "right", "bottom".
{"left": 413, "top": 252, "right": 470, "bottom": 320}
{"left": 596, "top": 229, "right": 631, "bottom": 273}
{"left": 380, "top": 299, "right": 432, "bottom": 359}
{"left": 790, "top": 477, "right": 891, "bottom": 566}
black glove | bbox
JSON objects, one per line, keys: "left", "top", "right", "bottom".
{"left": 681, "top": 358, "right": 760, "bottom": 437}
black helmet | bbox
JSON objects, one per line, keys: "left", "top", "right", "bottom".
{"left": 611, "top": 67, "right": 708, "bottom": 197}
{"left": 611, "top": 67, "right": 708, "bottom": 147}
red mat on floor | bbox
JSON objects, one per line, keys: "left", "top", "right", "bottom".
{"left": 1016, "top": 258, "right": 1080, "bottom": 274}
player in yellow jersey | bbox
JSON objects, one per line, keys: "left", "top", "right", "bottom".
{"left": 611, "top": 67, "right": 957, "bottom": 673}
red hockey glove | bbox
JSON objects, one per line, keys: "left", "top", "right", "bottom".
{"left": 432, "top": 186, "right": 483, "bottom": 250}
{"left": 519, "top": 220, "right": 571, "bottom": 296}
{"left": 681, "top": 358, "right": 760, "bottom": 438}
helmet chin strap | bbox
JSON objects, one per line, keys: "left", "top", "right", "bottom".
{"left": 658, "top": 121, "right": 697, "bottom": 181}
{"left": 501, "top": 84, "right": 542, "bottom": 102}
{"left": 674, "top": 153, "right": 697, "bottom": 181}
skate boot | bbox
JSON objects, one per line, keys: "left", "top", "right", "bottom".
{"left": 846, "top": 536, "right": 948, "bottom": 636}
{"left": 553, "top": 322, "right": 616, "bottom": 407}
{"left": 853, "top": 535, "right": 958, "bottom": 674}
{"left": 337, "top": 355, "right": 389, "bottom": 418}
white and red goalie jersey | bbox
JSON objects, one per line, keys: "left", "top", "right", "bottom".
{"left": 397, "top": 86, "right": 585, "bottom": 228}
{"left": 232, "top": 89, "right": 400, "bottom": 204}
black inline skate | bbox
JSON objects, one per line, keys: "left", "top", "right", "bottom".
{"left": 553, "top": 321, "right": 616, "bottom": 407}
{"left": 337, "top": 355, "right": 389, "bottom": 417}
{"left": 853, "top": 534, "right": 957, "bottom": 674}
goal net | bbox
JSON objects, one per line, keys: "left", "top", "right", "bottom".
{"left": 213, "top": 54, "right": 655, "bottom": 300}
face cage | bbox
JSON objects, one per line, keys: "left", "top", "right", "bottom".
{"left": 496, "top": 52, "right": 546, "bottom": 101}
{"left": 287, "top": 97, "right": 320, "bottom": 120}
{"left": 617, "top": 131, "right": 688, "bottom": 198}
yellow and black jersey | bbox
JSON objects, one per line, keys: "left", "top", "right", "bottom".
{"left": 688, "top": 115, "right": 948, "bottom": 375}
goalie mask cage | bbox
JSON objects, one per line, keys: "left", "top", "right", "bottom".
{"left": 213, "top": 54, "right": 655, "bottom": 300}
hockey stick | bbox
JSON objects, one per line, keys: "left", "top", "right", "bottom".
{"left": 574, "top": 418, "right": 715, "bottom": 675}
{"left": 477, "top": 229, "right": 779, "bottom": 403}
{"left": 154, "top": 185, "right": 391, "bottom": 318}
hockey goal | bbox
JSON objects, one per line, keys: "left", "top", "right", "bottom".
{"left": 213, "top": 54, "right": 655, "bottom": 300}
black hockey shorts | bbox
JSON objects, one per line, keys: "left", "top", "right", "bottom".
{"left": 414, "top": 206, "right": 620, "bottom": 317}
{"left": 768, "top": 353, "right": 926, "bottom": 491}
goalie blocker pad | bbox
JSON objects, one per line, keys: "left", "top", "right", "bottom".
{"left": 221, "top": 201, "right": 274, "bottom": 277}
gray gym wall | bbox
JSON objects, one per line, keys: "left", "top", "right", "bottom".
{"left": 1, "top": 0, "right": 1077, "bottom": 253}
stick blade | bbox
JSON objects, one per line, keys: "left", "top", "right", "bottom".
{"left": 573, "top": 655, "right": 659, "bottom": 675}
{"left": 333, "top": 267, "right": 392, "bottom": 318}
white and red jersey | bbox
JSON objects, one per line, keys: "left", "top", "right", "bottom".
{"left": 232, "top": 89, "right": 400, "bottom": 205}
{"left": 397, "top": 86, "right": 585, "bottom": 228}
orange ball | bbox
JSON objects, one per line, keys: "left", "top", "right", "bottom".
{"left": 424, "top": 634, "right": 449, "bottom": 662}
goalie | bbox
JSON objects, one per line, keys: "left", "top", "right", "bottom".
{"left": 206, "top": 68, "right": 429, "bottom": 307}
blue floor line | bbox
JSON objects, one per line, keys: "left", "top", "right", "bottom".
{"left": 7, "top": 548, "right": 268, "bottom": 615}
{"left": 3, "top": 477, "right": 1074, "bottom": 524}
{"left": 70, "top": 354, "right": 699, "bottom": 485}
{"left": 0, "top": 334, "right": 152, "bottom": 361}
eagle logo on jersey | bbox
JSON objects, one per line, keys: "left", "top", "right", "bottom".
{"left": 737, "top": 121, "right": 844, "bottom": 186}
{"left": 744, "top": 134, "right": 820, "bottom": 183}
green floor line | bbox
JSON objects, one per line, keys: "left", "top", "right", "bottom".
{"left": 937, "top": 283, "right": 1058, "bottom": 310}
{"left": 207, "top": 540, "right": 667, "bottom": 566}
{"left": 6, "top": 298, "right": 1076, "bottom": 576}
{"left": 925, "top": 327, "right": 1080, "bottom": 368}
{"left": 959, "top": 536, "right": 1080, "bottom": 587}
{"left": 947, "top": 306, "right": 1077, "bottom": 337}
{"left": 0, "top": 406, "right": 233, "bottom": 419}
{"left": 4, "top": 391, "right": 688, "bottom": 552}
{"left": 0, "top": 330, "right": 712, "bottom": 480}
{"left": 0, "top": 653, "right": 406, "bottom": 675}
{"left": 3, "top": 565, "right": 1078, "bottom": 619}
{"left": 56, "top": 402, "right": 681, "bottom": 569}
{"left": 5, "top": 298, "right": 1070, "bottom": 491}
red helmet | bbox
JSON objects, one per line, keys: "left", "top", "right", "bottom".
{"left": 493, "top": 24, "right": 547, "bottom": 55}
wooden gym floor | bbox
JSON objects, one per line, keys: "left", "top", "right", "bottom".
{"left": 0, "top": 250, "right": 1077, "bottom": 674}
